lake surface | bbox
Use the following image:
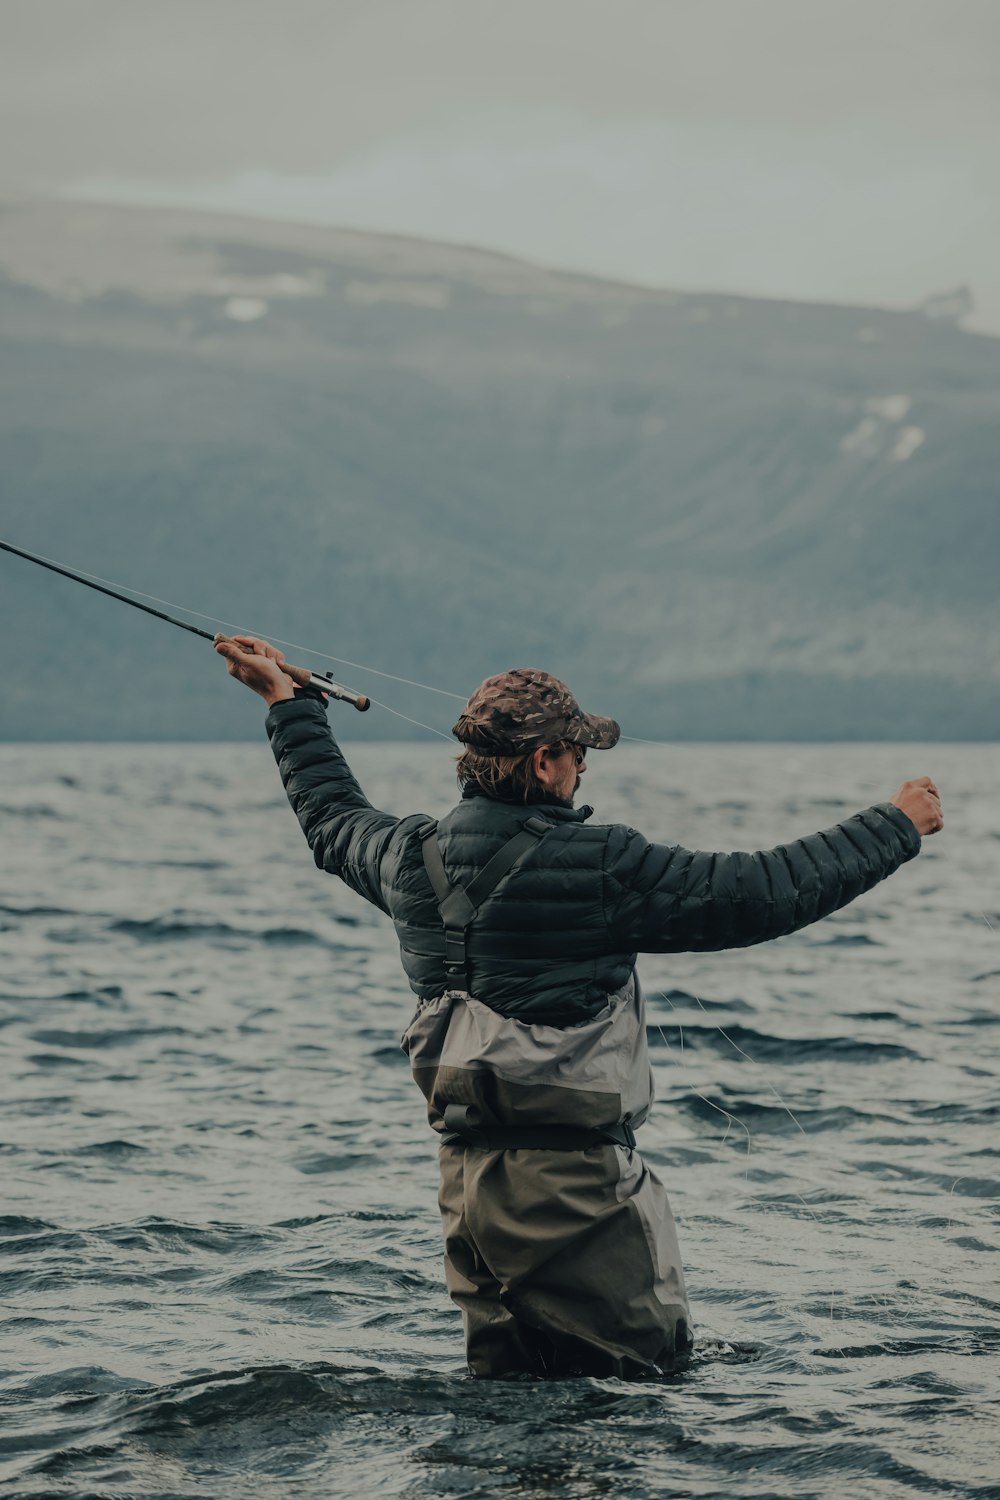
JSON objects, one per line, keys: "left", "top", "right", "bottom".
{"left": 1, "top": 740, "right": 998, "bottom": 1499}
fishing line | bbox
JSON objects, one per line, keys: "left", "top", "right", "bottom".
{"left": 2, "top": 541, "right": 695, "bottom": 750}
{"left": 5, "top": 539, "right": 910, "bottom": 1115}
{"left": 2, "top": 539, "right": 461, "bottom": 742}
{"left": 0, "top": 540, "right": 467, "bottom": 705}
{"left": 654, "top": 1010, "right": 752, "bottom": 1167}
{"left": 11, "top": 537, "right": 969, "bottom": 1350}
{"left": 0, "top": 542, "right": 722, "bottom": 738}
{"left": 259, "top": 646, "right": 466, "bottom": 702}
{"left": 366, "top": 698, "right": 456, "bottom": 743}
{"left": 689, "top": 992, "right": 809, "bottom": 1139}
{"left": 5, "top": 546, "right": 972, "bottom": 1349}
{"left": 0, "top": 541, "right": 698, "bottom": 744}
{"left": 668, "top": 980, "right": 966, "bottom": 1323}
{"left": 655, "top": 989, "right": 855, "bottom": 1253}
{"left": 6, "top": 538, "right": 960, "bottom": 1181}
{"left": 652, "top": 1002, "right": 848, "bottom": 1349}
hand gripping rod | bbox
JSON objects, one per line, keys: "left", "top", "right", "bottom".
{"left": 0, "top": 538, "right": 370, "bottom": 712}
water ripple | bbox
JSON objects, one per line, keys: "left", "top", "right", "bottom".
{"left": 1, "top": 741, "right": 997, "bottom": 1498}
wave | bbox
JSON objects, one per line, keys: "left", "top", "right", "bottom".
{"left": 75, "top": 1139, "right": 149, "bottom": 1158}
{"left": 2, "top": 1342, "right": 982, "bottom": 1497}
{"left": 15, "top": 1344, "right": 763, "bottom": 1445}
{"left": 110, "top": 916, "right": 335, "bottom": 946}
{"left": 0, "top": 904, "right": 77, "bottom": 917}
{"left": 814, "top": 932, "right": 882, "bottom": 947}
{"left": 815, "top": 1327, "right": 1000, "bottom": 1359}
{"left": 648, "top": 1023, "right": 916, "bottom": 1063}
{"left": 28, "top": 1026, "right": 187, "bottom": 1049}
{"left": 0, "top": 804, "right": 62, "bottom": 819}
{"left": 649, "top": 988, "right": 753, "bottom": 1012}
{"left": 671, "top": 1094, "right": 888, "bottom": 1133}
{"left": 0, "top": 1217, "right": 277, "bottom": 1262}
{"left": 2, "top": 1364, "right": 147, "bottom": 1403}
{"left": 0, "top": 1216, "right": 53, "bottom": 1238}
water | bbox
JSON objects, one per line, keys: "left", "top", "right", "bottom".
{"left": 1, "top": 740, "right": 998, "bottom": 1499}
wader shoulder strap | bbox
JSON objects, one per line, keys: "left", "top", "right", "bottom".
{"left": 420, "top": 816, "right": 549, "bottom": 984}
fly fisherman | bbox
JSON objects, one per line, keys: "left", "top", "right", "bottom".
{"left": 216, "top": 634, "right": 943, "bottom": 1379}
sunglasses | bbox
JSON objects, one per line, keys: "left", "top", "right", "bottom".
{"left": 541, "top": 742, "right": 587, "bottom": 767}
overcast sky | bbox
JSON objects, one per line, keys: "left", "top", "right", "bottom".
{"left": 3, "top": 0, "right": 998, "bottom": 330}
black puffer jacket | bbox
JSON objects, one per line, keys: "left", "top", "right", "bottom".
{"left": 266, "top": 698, "right": 921, "bottom": 1024}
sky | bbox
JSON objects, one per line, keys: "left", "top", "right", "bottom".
{"left": 2, "top": 0, "right": 998, "bottom": 330}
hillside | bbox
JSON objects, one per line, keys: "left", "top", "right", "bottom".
{"left": 1, "top": 199, "right": 997, "bottom": 741}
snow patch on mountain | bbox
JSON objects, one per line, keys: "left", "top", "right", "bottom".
{"left": 840, "top": 416, "right": 881, "bottom": 455}
{"left": 224, "top": 296, "right": 268, "bottom": 322}
{"left": 892, "top": 426, "right": 926, "bottom": 461}
{"left": 866, "top": 394, "right": 911, "bottom": 422}
{"left": 841, "top": 395, "right": 917, "bottom": 457}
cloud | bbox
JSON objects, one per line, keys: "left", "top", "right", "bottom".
{"left": 3, "top": 0, "right": 998, "bottom": 187}
{"left": 5, "top": 0, "right": 999, "bottom": 327}
{"left": 62, "top": 109, "right": 1000, "bottom": 328}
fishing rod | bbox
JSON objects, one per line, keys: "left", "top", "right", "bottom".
{"left": 0, "top": 538, "right": 370, "bottom": 711}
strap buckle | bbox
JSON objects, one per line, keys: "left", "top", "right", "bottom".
{"left": 443, "top": 930, "right": 467, "bottom": 974}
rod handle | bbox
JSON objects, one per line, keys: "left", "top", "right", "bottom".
{"left": 214, "top": 634, "right": 370, "bottom": 712}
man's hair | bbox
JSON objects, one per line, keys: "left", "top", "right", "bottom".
{"left": 455, "top": 742, "right": 572, "bottom": 803}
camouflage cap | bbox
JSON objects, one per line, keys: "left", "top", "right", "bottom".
{"left": 452, "top": 668, "right": 620, "bottom": 754}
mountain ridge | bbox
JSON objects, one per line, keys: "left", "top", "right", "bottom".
{"left": 1, "top": 199, "right": 996, "bottom": 741}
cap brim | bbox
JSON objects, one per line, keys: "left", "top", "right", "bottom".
{"left": 572, "top": 712, "right": 620, "bottom": 750}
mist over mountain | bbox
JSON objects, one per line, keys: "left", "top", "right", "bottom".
{"left": 1, "top": 200, "right": 997, "bottom": 742}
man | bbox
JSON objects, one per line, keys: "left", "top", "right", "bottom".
{"left": 216, "top": 634, "right": 943, "bottom": 1379}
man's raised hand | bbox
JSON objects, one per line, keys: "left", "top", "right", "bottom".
{"left": 890, "top": 776, "right": 944, "bottom": 837}
{"left": 214, "top": 634, "right": 296, "bottom": 707}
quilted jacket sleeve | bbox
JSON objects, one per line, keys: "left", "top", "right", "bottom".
{"left": 265, "top": 697, "right": 398, "bottom": 914}
{"left": 603, "top": 803, "right": 921, "bottom": 954}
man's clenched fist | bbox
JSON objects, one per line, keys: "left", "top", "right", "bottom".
{"left": 890, "top": 776, "right": 943, "bottom": 837}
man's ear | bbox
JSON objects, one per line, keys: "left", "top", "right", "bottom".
{"left": 532, "top": 744, "right": 554, "bottom": 786}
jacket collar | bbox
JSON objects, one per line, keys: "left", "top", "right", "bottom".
{"left": 460, "top": 783, "right": 593, "bottom": 823}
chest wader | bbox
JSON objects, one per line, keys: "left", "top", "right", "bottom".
{"left": 411, "top": 819, "right": 693, "bottom": 1380}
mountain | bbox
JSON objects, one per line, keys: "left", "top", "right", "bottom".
{"left": 1, "top": 199, "right": 997, "bottom": 741}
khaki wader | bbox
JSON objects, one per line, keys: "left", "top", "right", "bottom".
{"left": 403, "top": 977, "right": 692, "bottom": 1379}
